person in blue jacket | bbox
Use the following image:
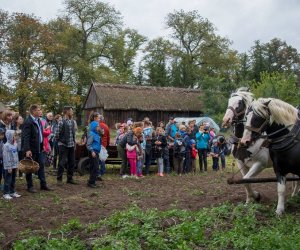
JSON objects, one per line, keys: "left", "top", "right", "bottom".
{"left": 195, "top": 124, "right": 211, "bottom": 172}
{"left": 86, "top": 121, "right": 102, "bottom": 188}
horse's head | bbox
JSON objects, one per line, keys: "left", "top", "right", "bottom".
{"left": 222, "top": 94, "right": 247, "bottom": 128}
{"left": 240, "top": 101, "right": 271, "bottom": 146}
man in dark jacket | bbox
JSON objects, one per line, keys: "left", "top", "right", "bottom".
{"left": 55, "top": 106, "right": 77, "bottom": 185}
{"left": 22, "top": 104, "right": 52, "bottom": 192}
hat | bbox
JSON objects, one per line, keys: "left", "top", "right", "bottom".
{"left": 169, "top": 116, "right": 174, "bottom": 120}
{"left": 127, "top": 120, "right": 133, "bottom": 126}
{"left": 190, "top": 139, "right": 196, "bottom": 145}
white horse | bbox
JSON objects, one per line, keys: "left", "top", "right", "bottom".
{"left": 222, "top": 88, "right": 273, "bottom": 203}
{"left": 241, "top": 98, "right": 300, "bottom": 215}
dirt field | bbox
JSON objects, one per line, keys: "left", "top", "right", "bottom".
{"left": 0, "top": 167, "right": 296, "bottom": 248}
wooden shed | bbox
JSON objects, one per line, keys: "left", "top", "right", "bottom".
{"left": 83, "top": 83, "right": 203, "bottom": 127}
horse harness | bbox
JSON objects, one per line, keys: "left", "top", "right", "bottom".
{"left": 262, "top": 109, "right": 300, "bottom": 152}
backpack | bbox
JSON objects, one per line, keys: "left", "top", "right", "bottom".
{"left": 174, "top": 138, "right": 185, "bottom": 158}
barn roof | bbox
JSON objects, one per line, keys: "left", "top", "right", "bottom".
{"left": 84, "top": 83, "right": 202, "bottom": 112}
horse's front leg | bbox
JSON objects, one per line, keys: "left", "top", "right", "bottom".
{"left": 243, "top": 161, "right": 265, "bottom": 201}
{"left": 237, "top": 161, "right": 253, "bottom": 204}
{"left": 276, "top": 175, "right": 287, "bottom": 216}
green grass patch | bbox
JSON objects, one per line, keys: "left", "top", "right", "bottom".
{"left": 13, "top": 201, "right": 300, "bottom": 250}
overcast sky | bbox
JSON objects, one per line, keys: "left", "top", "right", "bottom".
{"left": 1, "top": 0, "right": 300, "bottom": 53}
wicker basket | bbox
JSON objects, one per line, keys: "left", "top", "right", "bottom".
{"left": 18, "top": 158, "right": 40, "bottom": 174}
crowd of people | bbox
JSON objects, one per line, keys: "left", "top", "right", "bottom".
{"left": 0, "top": 105, "right": 81, "bottom": 200}
{"left": 113, "top": 116, "right": 229, "bottom": 178}
{"left": 0, "top": 104, "right": 229, "bottom": 200}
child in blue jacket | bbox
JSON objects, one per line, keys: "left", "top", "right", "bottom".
{"left": 86, "top": 121, "right": 102, "bottom": 188}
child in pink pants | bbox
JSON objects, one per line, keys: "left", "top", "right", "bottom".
{"left": 126, "top": 143, "right": 138, "bottom": 177}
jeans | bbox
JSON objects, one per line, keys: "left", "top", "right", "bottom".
{"left": 163, "top": 148, "right": 170, "bottom": 174}
{"left": 118, "top": 144, "right": 128, "bottom": 176}
{"left": 99, "top": 160, "right": 106, "bottom": 176}
{"left": 212, "top": 157, "right": 219, "bottom": 171}
{"left": 144, "top": 149, "right": 152, "bottom": 175}
{"left": 4, "top": 169, "right": 16, "bottom": 194}
{"left": 198, "top": 149, "right": 208, "bottom": 171}
{"left": 173, "top": 156, "right": 183, "bottom": 175}
{"left": 0, "top": 162, "right": 3, "bottom": 184}
{"left": 57, "top": 145, "right": 75, "bottom": 182}
{"left": 137, "top": 160, "right": 143, "bottom": 176}
{"left": 157, "top": 158, "right": 164, "bottom": 174}
{"left": 184, "top": 151, "right": 191, "bottom": 173}
{"left": 26, "top": 152, "right": 47, "bottom": 189}
{"left": 88, "top": 152, "right": 99, "bottom": 185}
{"left": 53, "top": 141, "right": 59, "bottom": 169}
{"left": 220, "top": 152, "right": 226, "bottom": 169}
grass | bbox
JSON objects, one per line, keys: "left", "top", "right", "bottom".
{"left": 12, "top": 201, "right": 300, "bottom": 250}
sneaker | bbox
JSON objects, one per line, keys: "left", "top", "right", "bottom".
{"left": 11, "top": 192, "right": 21, "bottom": 198}
{"left": 96, "top": 176, "right": 103, "bottom": 181}
{"left": 3, "top": 194, "right": 12, "bottom": 200}
{"left": 121, "top": 174, "right": 128, "bottom": 179}
{"left": 57, "top": 180, "right": 63, "bottom": 186}
{"left": 66, "top": 179, "right": 78, "bottom": 185}
{"left": 87, "top": 183, "right": 97, "bottom": 188}
{"left": 27, "top": 187, "right": 37, "bottom": 193}
{"left": 159, "top": 173, "right": 164, "bottom": 177}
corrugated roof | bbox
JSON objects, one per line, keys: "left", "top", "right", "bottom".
{"left": 84, "top": 83, "right": 202, "bottom": 112}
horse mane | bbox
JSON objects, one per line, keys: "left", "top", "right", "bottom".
{"left": 231, "top": 87, "right": 254, "bottom": 106}
{"left": 253, "top": 98, "right": 298, "bottom": 126}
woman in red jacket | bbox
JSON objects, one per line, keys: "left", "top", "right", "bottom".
{"left": 98, "top": 115, "right": 110, "bottom": 179}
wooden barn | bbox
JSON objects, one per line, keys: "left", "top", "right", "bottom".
{"left": 83, "top": 83, "right": 203, "bottom": 128}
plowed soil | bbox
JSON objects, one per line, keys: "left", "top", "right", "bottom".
{"left": 0, "top": 167, "right": 297, "bottom": 249}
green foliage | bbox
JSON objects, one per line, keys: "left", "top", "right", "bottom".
{"left": 142, "top": 37, "right": 173, "bottom": 86}
{"left": 166, "top": 10, "right": 233, "bottom": 88}
{"left": 252, "top": 72, "right": 300, "bottom": 106}
{"left": 14, "top": 202, "right": 300, "bottom": 250}
{"left": 61, "top": 218, "right": 83, "bottom": 232}
{"left": 13, "top": 236, "right": 85, "bottom": 250}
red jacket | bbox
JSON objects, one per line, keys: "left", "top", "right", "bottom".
{"left": 99, "top": 121, "right": 110, "bottom": 147}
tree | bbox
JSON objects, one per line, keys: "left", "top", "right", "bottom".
{"left": 0, "top": 10, "right": 9, "bottom": 79}
{"left": 4, "top": 13, "right": 48, "bottom": 115}
{"left": 249, "top": 38, "right": 300, "bottom": 82}
{"left": 251, "top": 72, "right": 300, "bottom": 106}
{"left": 64, "top": 0, "right": 122, "bottom": 124}
{"left": 264, "top": 38, "right": 300, "bottom": 74}
{"left": 44, "top": 17, "right": 80, "bottom": 82}
{"left": 166, "top": 10, "right": 232, "bottom": 88}
{"left": 142, "top": 38, "right": 173, "bottom": 86}
{"left": 106, "top": 28, "right": 146, "bottom": 83}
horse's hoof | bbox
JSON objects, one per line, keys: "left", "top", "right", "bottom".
{"left": 276, "top": 209, "right": 284, "bottom": 216}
